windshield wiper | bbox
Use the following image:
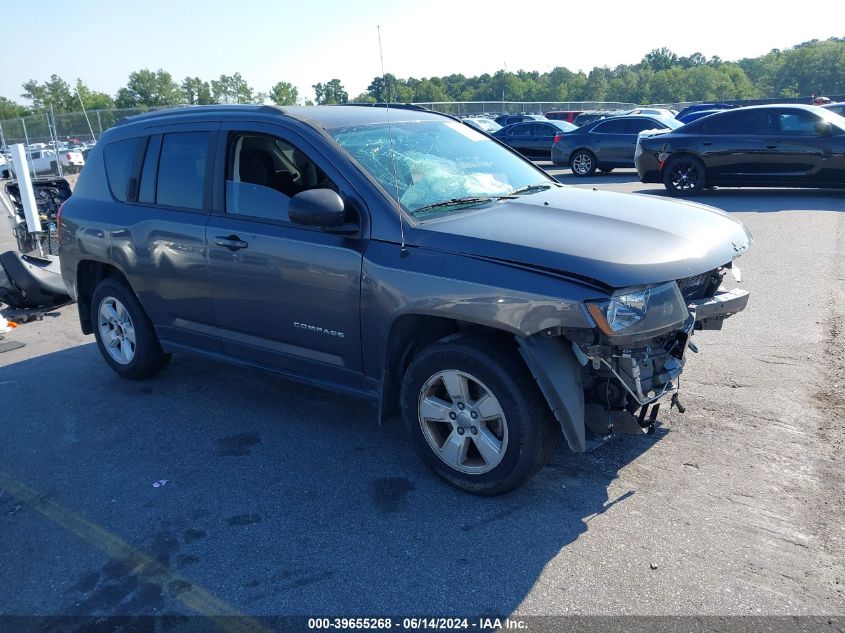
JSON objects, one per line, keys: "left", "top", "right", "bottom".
{"left": 510, "top": 183, "right": 553, "bottom": 196}
{"left": 414, "top": 196, "right": 493, "bottom": 214}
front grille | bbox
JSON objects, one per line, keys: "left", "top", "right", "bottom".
{"left": 677, "top": 269, "right": 721, "bottom": 302}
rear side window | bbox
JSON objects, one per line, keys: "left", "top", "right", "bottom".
{"left": 156, "top": 132, "right": 210, "bottom": 210}
{"left": 626, "top": 119, "right": 663, "bottom": 134}
{"left": 593, "top": 119, "right": 627, "bottom": 134}
{"left": 103, "top": 137, "right": 145, "bottom": 202}
{"left": 699, "top": 111, "right": 770, "bottom": 135}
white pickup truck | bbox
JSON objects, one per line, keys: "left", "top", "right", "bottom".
{"left": 0, "top": 147, "right": 85, "bottom": 179}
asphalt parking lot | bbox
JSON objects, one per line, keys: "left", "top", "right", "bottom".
{"left": 1, "top": 169, "right": 843, "bottom": 626}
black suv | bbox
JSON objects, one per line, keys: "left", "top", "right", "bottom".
{"left": 59, "top": 105, "right": 751, "bottom": 495}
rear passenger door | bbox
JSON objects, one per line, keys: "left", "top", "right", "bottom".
{"left": 204, "top": 121, "right": 367, "bottom": 389}
{"left": 530, "top": 123, "right": 558, "bottom": 158}
{"left": 695, "top": 110, "right": 773, "bottom": 182}
{"left": 505, "top": 123, "right": 532, "bottom": 154}
{"left": 768, "top": 109, "right": 832, "bottom": 183}
{"left": 589, "top": 119, "right": 630, "bottom": 164}
{"left": 107, "top": 123, "right": 221, "bottom": 352}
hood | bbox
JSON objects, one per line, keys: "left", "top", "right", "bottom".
{"left": 411, "top": 186, "right": 751, "bottom": 289}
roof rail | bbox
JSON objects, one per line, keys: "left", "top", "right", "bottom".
{"left": 335, "top": 102, "right": 462, "bottom": 122}
{"left": 336, "top": 102, "right": 432, "bottom": 112}
{"left": 116, "top": 104, "right": 282, "bottom": 126}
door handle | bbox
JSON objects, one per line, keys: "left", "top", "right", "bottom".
{"left": 765, "top": 145, "right": 778, "bottom": 149}
{"left": 214, "top": 235, "right": 248, "bottom": 251}
{"left": 701, "top": 142, "right": 713, "bottom": 146}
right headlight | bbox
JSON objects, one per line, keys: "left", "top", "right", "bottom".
{"left": 586, "top": 281, "right": 688, "bottom": 338}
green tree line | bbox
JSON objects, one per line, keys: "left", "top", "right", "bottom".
{"left": 2, "top": 37, "right": 843, "bottom": 120}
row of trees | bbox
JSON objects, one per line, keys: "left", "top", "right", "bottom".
{"left": 2, "top": 37, "right": 843, "bottom": 120}
{"left": 0, "top": 70, "right": 309, "bottom": 119}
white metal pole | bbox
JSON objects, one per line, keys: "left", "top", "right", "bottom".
{"left": 76, "top": 89, "right": 96, "bottom": 140}
{"left": 49, "top": 104, "right": 64, "bottom": 178}
{"left": 9, "top": 143, "right": 43, "bottom": 241}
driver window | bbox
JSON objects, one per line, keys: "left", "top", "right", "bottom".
{"left": 225, "top": 132, "right": 336, "bottom": 222}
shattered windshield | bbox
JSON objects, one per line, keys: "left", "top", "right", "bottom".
{"left": 329, "top": 119, "right": 554, "bottom": 217}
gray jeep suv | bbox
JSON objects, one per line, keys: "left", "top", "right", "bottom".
{"left": 59, "top": 105, "right": 751, "bottom": 495}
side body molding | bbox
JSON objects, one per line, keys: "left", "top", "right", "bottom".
{"left": 517, "top": 335, "right": 587, "bottom": 452}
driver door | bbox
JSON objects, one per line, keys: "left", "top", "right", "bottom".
{"left": 205, "top": 121, "right": 368, "bottom": 388}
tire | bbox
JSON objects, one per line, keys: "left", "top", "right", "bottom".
{"left": 90, "top": 277, "right": 170, "bottom": 379}
{"left": 570, "top": 150, "right": 596, "bottom": 176}
{"left": 400, "top": 333, "right": 557, "bottom": 496}
{"left": 662, "top": 155, "right": 706, "bottom": 196}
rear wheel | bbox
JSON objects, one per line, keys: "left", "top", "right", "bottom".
{"left": 663, "top": 155, "right": 706, "bottom": 196}
{"left": 91, "top": 278, "right": 170, "bottom": 379}
{"left": 401, "top": 334, "right": 557, "bottom": 496}
{"left": 570, "top": 150, "right": 596, "bottom": 176}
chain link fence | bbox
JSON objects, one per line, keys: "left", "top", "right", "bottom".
{"left": 0, "top": 106, "right": 186, "bottom": 149}
{"left": 413, "top": 101, "right": 639, "bottom": 116}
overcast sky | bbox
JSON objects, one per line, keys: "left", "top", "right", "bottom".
{"left": 3, "top": 0, "right": 843, "bottom": 104}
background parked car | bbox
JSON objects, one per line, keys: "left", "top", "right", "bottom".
{"left": 573, "top": 110, "right": 618, "bottom": 126}
{"left": 545, "top": 110, "right": 583, "bottom": 123}
{"left": 677, "top": 109, "right": 723, "bottom": 124}
{"left": 461, "top": 117, "right": 502, "bottom": 134}
{"left": 492, "top": 119, "right": 578, "bottom": 159}
{"left": 676, "top": 103, "right": 734, "bottom": 121}
{"left": 635, "top": 104, "right": 845, "bottom": 195}
{"left": 552, "top": 115, "right": 682, "bottom": 175}
{"left": 822, "top": 102, "right": 845, "bottom": 117}
{"left": 0, "top": 148, "right": 84, "bottom": 179}
{"left": 623, "top": 107, "right": 676, "bottom": 118}
{"left": 494, "top": 113, "right": 547, "bottom": 127}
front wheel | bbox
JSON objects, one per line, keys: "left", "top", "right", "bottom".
{"left": 401, "top": 334, "right": 557, "bottom": 496}
{"left": 663, "top": 155, "right": 706, "bottom": 196}
{"left": 570, "top": 150, "right": 597, "bottom": 176}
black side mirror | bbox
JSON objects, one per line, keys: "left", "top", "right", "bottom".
{"left": 289, "top": 189, "right": 345, "bottom": 228}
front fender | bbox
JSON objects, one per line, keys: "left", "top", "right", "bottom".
{"left": 361, "top": 242, "right": 600, "bottom": 380}
{"left": 517, "top": 334, "right": 588, "bottom": 452}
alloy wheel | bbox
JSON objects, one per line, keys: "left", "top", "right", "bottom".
{"left": 572, "top": 153, "right": 592, "bottom": 175}
{"left": 97, "top": 296, "right": 136, "bottom": 365}
{"left": 669, "top": 161, "right": 700, "bottom": 192}
{"left": 417, "top": 370, "right": 509, "bottom": 475}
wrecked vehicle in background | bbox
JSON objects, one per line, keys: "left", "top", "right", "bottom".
{"left": 58, "top": 104, "right": 750, "bottom": 495}
{"left": 0, "top": 178, "right": 70, "bottom": 308}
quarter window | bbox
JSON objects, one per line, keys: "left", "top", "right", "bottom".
{"left": 103, "top": 137, "right": 145, "bottom": 202}
{"left": 156, "top": 132, "right": 210, "bottom": 210}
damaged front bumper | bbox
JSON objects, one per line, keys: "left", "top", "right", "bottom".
{"left": 519, "top": 274, "right": 750, "bottom": 453}
{"left": 690, "top": 286, "right": 750, "bottom": 330}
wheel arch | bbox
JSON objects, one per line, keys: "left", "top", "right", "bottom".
{"left": 378, "top": 315, "right": 588, "bottom": 453}
{"left": 378, "top": 315, "right": 517, "bottom": 421}
{"left": 75, "top": 260, "right": 131, "bottom": 334}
